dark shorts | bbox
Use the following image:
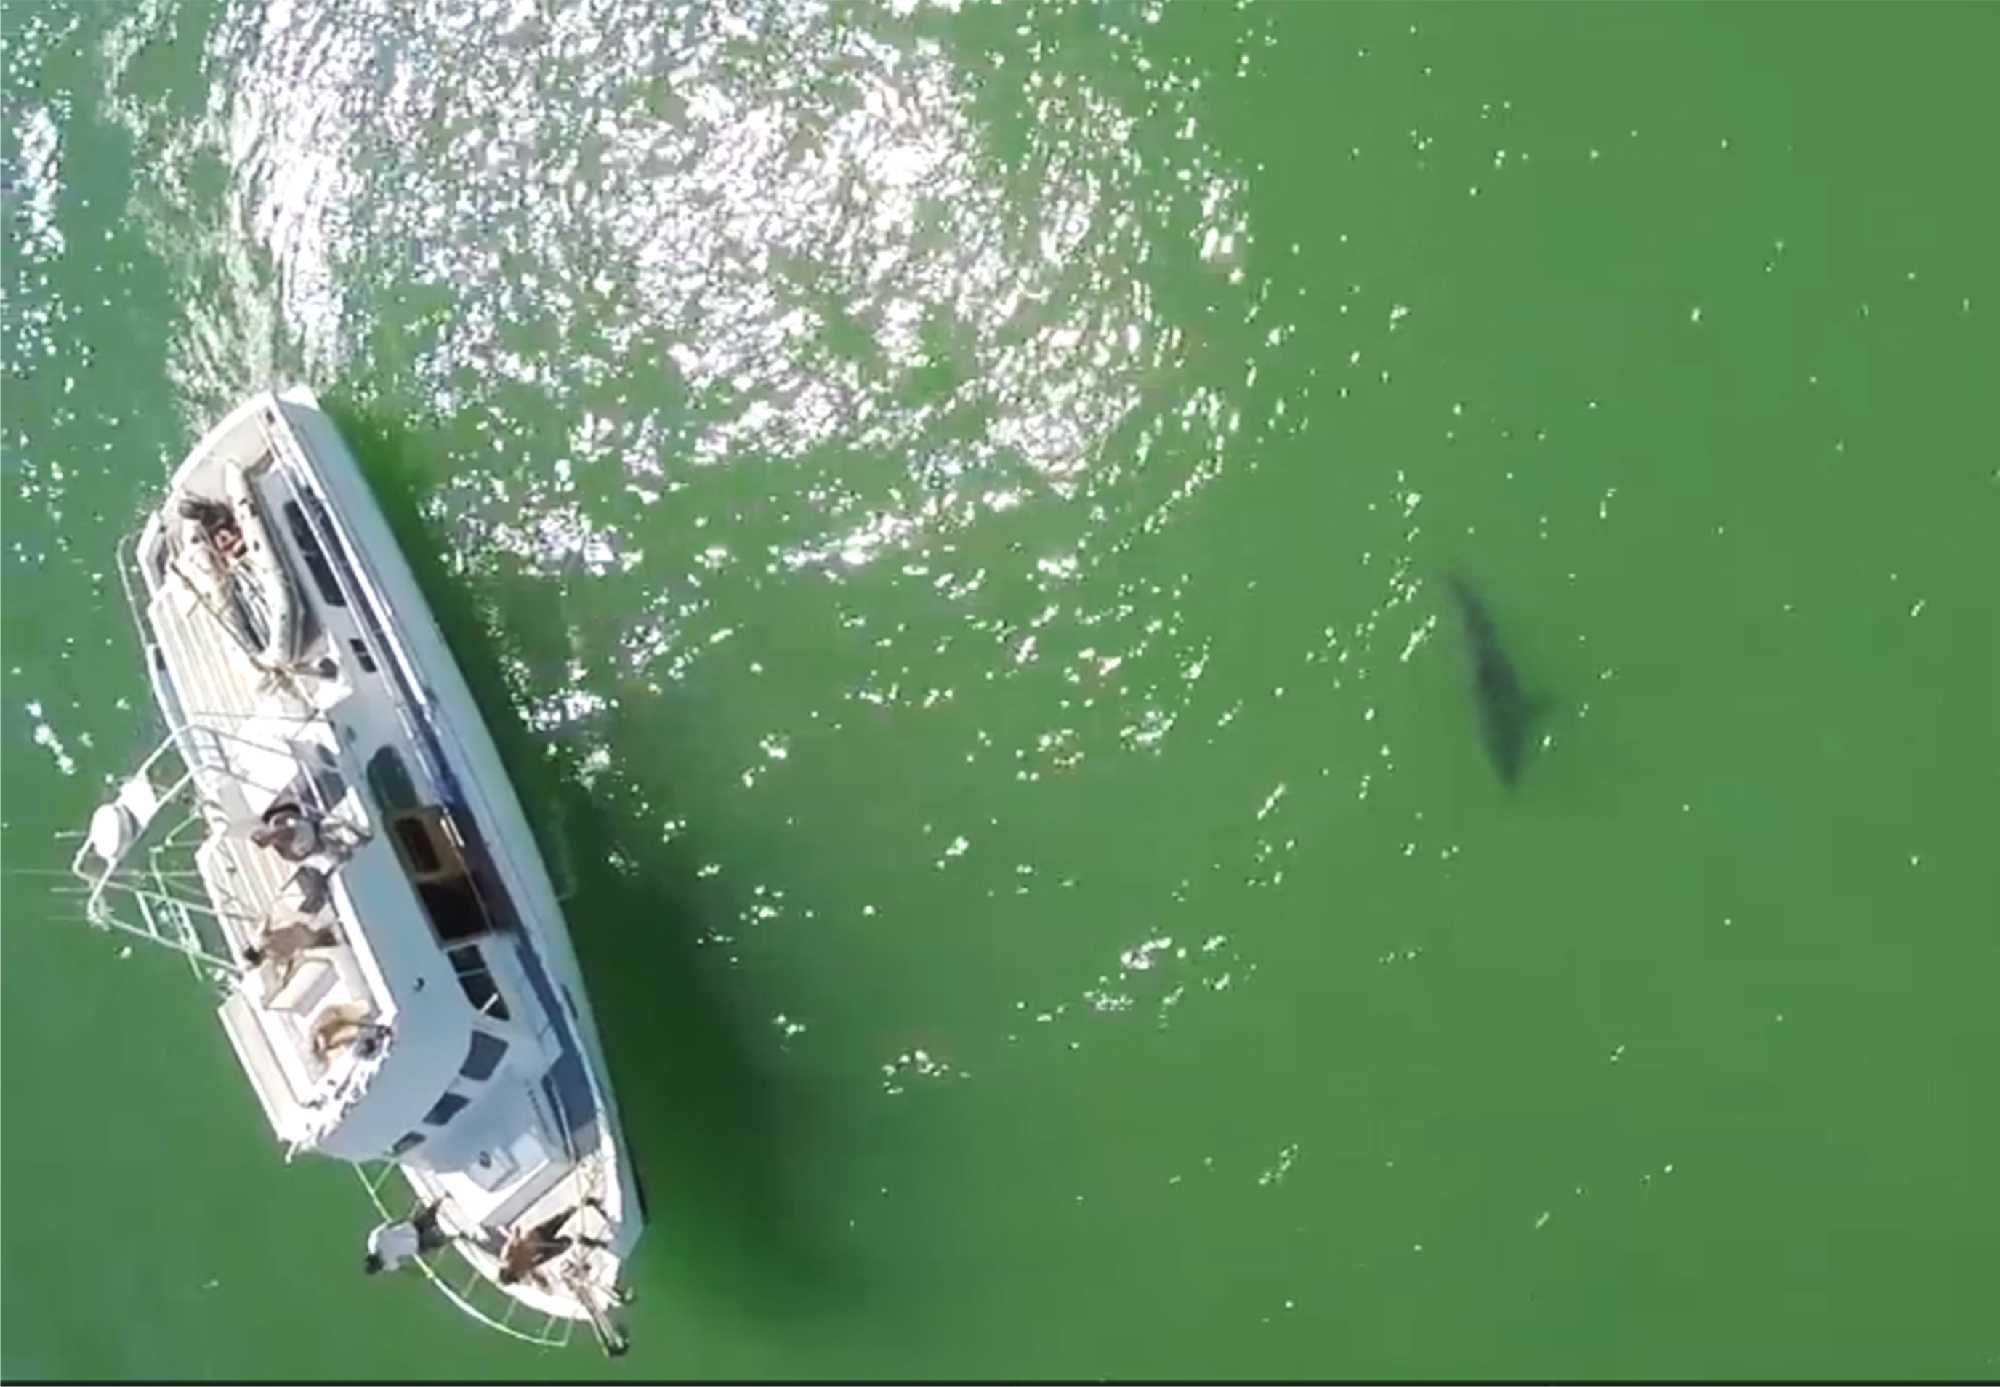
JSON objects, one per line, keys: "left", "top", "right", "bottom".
{"left": 413, "top": 1200, "right": 450, "bottom": 1251}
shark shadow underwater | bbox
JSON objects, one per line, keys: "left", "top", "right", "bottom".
{"left": 1443, "top": 574, "right": 1550, "bottom": 788}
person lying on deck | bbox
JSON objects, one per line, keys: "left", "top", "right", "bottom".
{"left": 496, "top": 1199, "right": 610, "bottom": 1291}
{"left": 310, "top": 1002, "right": 386, "bottom": 1061}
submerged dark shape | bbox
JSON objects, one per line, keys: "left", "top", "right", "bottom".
{"left": 1445, "top": 574, "right": 1543, "bottom": 787}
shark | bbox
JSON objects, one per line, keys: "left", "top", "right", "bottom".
{"left": 1444, "top": 574, "right": 1546, "bottom": 787}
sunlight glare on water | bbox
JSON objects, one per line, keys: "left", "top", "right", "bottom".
{"left": 104, "top": 0, "right": 1375, "bottom": 824}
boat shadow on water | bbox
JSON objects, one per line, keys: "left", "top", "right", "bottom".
{"left": 327, "top": 402, "right": 867, "bottom": 1336}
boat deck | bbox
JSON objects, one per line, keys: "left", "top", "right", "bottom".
{"left": 140, "top": 464, "right": 391, "bottom": 1139}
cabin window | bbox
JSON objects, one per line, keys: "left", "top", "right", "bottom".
{"left": 390, "top": 1130, "right": 425, "bottom": 1156}
{"left": 385, "top": 805, "right": 496, "bottom": 945}
{"left": 282, "top": 500, "right": 346, "bottom": 607}
{"left": 458, "top": 969, "right": 508, "bottom": 1020}
{"left": 392, "top": 817, "right": 443, "bottom": 874}
{"left": 448, "top": 944, "right": 511, "bottom": 1021}
{"left": 366, "top": 748, "right": 419, "bottom": 813}
{"left": 419, "top": 877, "right": 490, "bottom": 944}
{"left": 424, "top": 1092, "right": 470, "bottom": 1126}
{"left": 461, "top": 1030, "right": 508, "bottom": 1082}
{"left": 348, "top": 638, "right": 378, "bottom": 674}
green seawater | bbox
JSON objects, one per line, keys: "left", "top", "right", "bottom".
{"left": 3, "top": 1, "right": 1996, "bottom": 1378}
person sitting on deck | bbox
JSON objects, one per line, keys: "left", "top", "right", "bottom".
{"left": 496, "top": 1199, "right": 610, "bottom": 1291}
{"left": 242, "top": 918, "right": 337, "bottom": 988}
{"left": 363, "top": 1198, "right": 453, "bottom": 1275}
{"left": 177, "top": 495, "right": 245, "bottom": 559}
{"left": 250, "top": 803, "right": 320, "bottom": 862}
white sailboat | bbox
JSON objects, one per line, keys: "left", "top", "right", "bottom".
{"left": 70, "top": 388, "right": 643, "bottom": 1354}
